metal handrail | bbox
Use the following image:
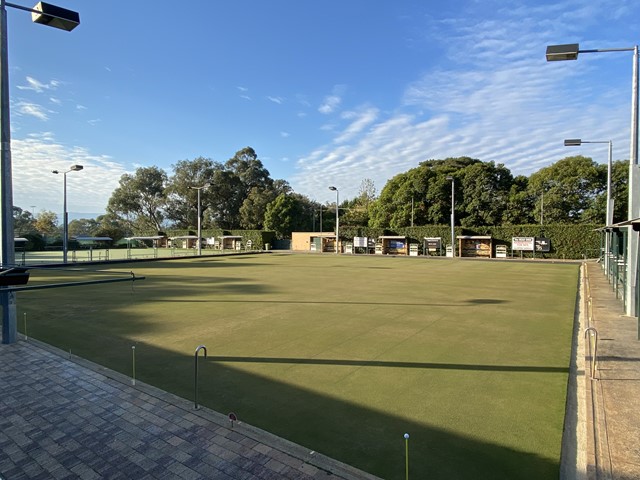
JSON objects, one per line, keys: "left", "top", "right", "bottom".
{"left": 194, "top": 345, "right": 207, "bottom": 409}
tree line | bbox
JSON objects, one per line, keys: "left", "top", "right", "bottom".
{"left": 14, "top": 147, "right": 629, "bottom": 245}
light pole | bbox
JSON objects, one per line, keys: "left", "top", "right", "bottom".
{"left": 446, "top": 176, "right": 455, "bottom": 257}
{"left": 1, "top": 1, "right": 79, "bottom": 344}
{"left": 189, "top": 182, "right": 210, "bottom": 256}
{"left": 548, "top": 43, "right": 638, "bottom": 319}
{"left": 564, "top": 139, "right": 613, "bottom": 272}
{"left": 52, "top": 164, "right": 83, "bottom": 264}
{"left": 329, "top": 186, "right": 339, "bottom": 254}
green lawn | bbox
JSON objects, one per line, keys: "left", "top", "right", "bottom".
{"left": 19, "top": 253, "right": 579, "bottom": 479}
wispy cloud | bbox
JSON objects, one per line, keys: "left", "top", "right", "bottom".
{"left": 15, "top": 102, "right": 51, "bottom": 121}
{"left": 16, "top": 76, "right": 60, "bottom": 93}
{"left": 13, "top": 133, "right": 127, "bottom": 214}
{"left": 292, "top": 0, "right": 634, "bottom": 202}
{"left": 318, "top": 95, "right": 341, "bottom": 114}
{"left": 268, "top": 96, "right": 284, "bottom": 104}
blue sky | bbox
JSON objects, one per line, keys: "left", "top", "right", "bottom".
{"left": 6, "top": 0, "right": 639, "bottom": 218}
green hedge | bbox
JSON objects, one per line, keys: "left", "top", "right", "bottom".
{"left": 339, "top": 224, "right": 601, "bottom": 259}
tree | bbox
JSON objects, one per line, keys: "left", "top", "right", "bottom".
{"left": 264, "top": 193, "right": 315, "bottom": 238}
{"left": 461, "top": 161, "right": 513, "bottom": 226}
{"left": 528, "top": 156, "right": 603, "bottom": 224}
{"left": 164, "top": 157, "right": 217, "bottom": 228}
{"left": 502, "top": 176, "right": 534, "bottom": 225}
{"left": 68, "top": 218, "right": 99, "bottom": 238}
{"left": 341, "top": 179, "right": 377, "bottom": 226}
{"left": 33, "top": 210, "right": 59, "bottom": 239}
{"left": 107, "top": 166, "right": 168, "bottom": 233}
{"left": 611, "top": 160, "right": 629, "bottom": 224}
{"left": 13, "top": 207, "right": 36, "bottom": 236}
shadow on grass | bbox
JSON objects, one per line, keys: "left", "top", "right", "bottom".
{"left": 36, "top": 336, "right": 561, "bottom": 480}
{"left": 209, "top": 355, "right": 568, "bottom": 373}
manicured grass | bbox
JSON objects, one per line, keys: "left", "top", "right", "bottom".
{"left": 19, "top": 254, "right": 579, "bottom": 479}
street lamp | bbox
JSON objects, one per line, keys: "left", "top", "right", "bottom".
{"left": 188, "top": 182, "right": 210, "bottom": 256}
{"left": 1, "top": 1, "right": 80, "bottom": 344}
{"left": 548, "top": 42, "right": 638, "bottom": 318}
{"left": 565, "top": 139, "right": 613, "bottom": 272}
{"left": 446, "top": 176, "right": 455, "bottom": 257}
{"left": 52, "top": 164, "right": 83, "bottom": 264}
{"left": 329, "top": 186, "right": 339, "bottom": 254}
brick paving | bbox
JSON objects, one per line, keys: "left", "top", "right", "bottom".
{"left": 0, "top": 338, "right": 379, "bottom": 480}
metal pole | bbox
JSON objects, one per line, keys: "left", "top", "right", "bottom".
{"left": 450, "top": 178, "right": 455, "bottom": 257}
{"left": 605, "top": 141, "right": 612, "bottom": 275}
{"left": 62, "top": 171, "right": 68, "bottom": 263}
{"left": 335, "top": 189, "right": 339, "bottom": 254}
{"left": 319, "top": 205, "right": 322, "bottom": 252}
{"left": 197, "top": 187, "right": 202, "bottom": 256}
{"left": 628, "top": 46, "right": 639, "bottom": 323}
{"left": 0, "top": 0, "right": 17, "bottom": 344}
{"left": 194, "top": 344, "right": 207, "bottom": 409}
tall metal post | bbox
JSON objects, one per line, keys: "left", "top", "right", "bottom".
{"left": 628, "top": 46, "right": 639, "bottom": 323}
{"left": 189, "top": 183, "right": 209, "bottom": 256}
{"left": 329, "top": 186, "right": 339, "bottom": 254}
{"left": 447, "top": 177, "right": 455, "bottom": 257}
{"left": 196, "top": 187, "right": 202, "bottom": 255}
{"left": 0, "top": 0, "right": 16, "bottom": 344}
{"left": 62, "top": 171, "right": 68, "bottom": 262}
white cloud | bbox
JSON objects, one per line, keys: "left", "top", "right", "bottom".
{"left": 280, "top": 131, "right": 290, "bottom": 138}
{"left": 291, "top": 0, "right": 634, "bottom": 203}
{"left": 15, "top": 102, "right": 50, "bottom": 121}
{"left": 318, "top": 95, "right": 341, "bottom": 114}
{"left": 12, "top": 133, "right": 128, "bottom": 215}
{"left": 268, "top": 96, "right": 284, "bottom": 104}
{"left": 16, "top": 76, "right": 60, "bottom": 93}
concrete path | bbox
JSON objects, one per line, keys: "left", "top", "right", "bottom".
{"left": 585, "top": 262, "right": 640, "bottom": 480}
{"left": 0, "top": 338, "right": 380, "bottom": 480}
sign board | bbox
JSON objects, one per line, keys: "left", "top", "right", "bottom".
{"left": 353, "top": 237, "right": 368, "bottom": 248}
{"left": 409, "top": 244, "right": 419, "bottom": 256}
{"left": 424, "top": 237, "right": 442, "bottom": 252}
{"left": 512, "top": 237, "right": 535, "bottom": 251}
{"left": 345, "top": 243, "right": 353, "bottom": 254}
{"left": 496, "top": 245, "right": 508, "bottom": 258}
{"left": 535, "top": 237, "right": 551, "bottom": 252}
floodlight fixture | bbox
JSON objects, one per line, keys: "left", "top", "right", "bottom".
{"left": 546, "top": 43, "right": 579, "bottom": 61}
{"left": 30, "top": 1, "right": 79, "bottom": 31}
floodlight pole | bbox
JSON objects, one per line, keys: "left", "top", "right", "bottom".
{"left": 52, "top": 165, "right": 83, "bottom": 264}
{"left": 446, "top": 176, "right": 455, "bottom": 257}
{"left": 564, "top": 139, "right": 613, "bottom": 273}
{"left": 329, "top": 186, "right": 339, "bottom": 254}
{"left": 189, "top": 182, "right": 210, "bottom": 256}
{"left": 548, "top": 43, "right": 638, "bottom": 319}
{"left": 1, "top": 0, "right": 79, "bottom": 344}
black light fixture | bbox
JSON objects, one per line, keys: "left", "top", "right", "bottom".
{"left": 31, "top": 1, "right": 80, "bottom": 31}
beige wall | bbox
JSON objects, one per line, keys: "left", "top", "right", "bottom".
{"left": 291, "top": 232, "right": 336, "bottom": 252}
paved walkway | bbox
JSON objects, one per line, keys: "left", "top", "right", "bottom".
{"left": 585, "top": 262, "right": 640, "bottom": 480}
{"left": 0, "top": 338, "right": 379, "bottom": 480}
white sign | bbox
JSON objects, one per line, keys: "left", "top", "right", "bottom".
{"left": 512, "top": 237, "right": 535, "bottom": 251}
{"left": 353, "top": 237, "right": 368, "bottom": 248}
